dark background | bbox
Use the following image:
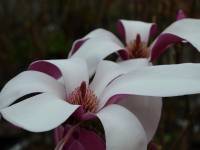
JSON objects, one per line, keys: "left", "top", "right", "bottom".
{"left": 0, "top": 0, "right": 200, "bottom": 149}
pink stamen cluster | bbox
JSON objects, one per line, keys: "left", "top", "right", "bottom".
{"left": 126, "top": 34, "right": 149, "bottom": 58}
{"left": 68, "top": 82, "right": 98, "bottom": 113}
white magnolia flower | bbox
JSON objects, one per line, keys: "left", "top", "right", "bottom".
{"left": 1, "top": 58, "right": 200, "bottom": 150}
{"left": 68, "top": 18, "right": 200, "bottom": 75}
{"left": 66, "top": 18, "right": 200, "bottom": 143}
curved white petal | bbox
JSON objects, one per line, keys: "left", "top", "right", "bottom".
{"left": 150, "top": 18, "right": 200, "bottom": 61}
{"left": 1, "top": 93, "right": 80, "bottom": 132}
{"left": 90, "top": 59, "right": 149, "bottom": 100}
{"left": 71, "top": 37, "right": 124, "bottom": 76}
{"left": 117, "top": 19, "right": 157, "bottom": 44}
{"left": 97, "top": 104, "right": 147, "bottom": 150}
{"left": 118, "top": 58, "right": 149, "bottom": 73}
{"left": 68, "top": 28, "right": 123, "bottom": 57}
{"left": 90, "top": 61, "right": 124, "bottom": 99}
{"left": 30, "top": 58, "right": 89, "bottom": 95}
{"left": 100, "top": 63, "right": 200, "bottom": 108}
{"left": 84, "top": 28, "right": 123, "bottom": 47}
{"left": 0, "top": 71, "right": 66, "bottom": 109}
{"left": 118, "top": 95, "right": 162, "bottom": 142}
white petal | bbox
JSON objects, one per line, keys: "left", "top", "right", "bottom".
{"left": 150, "top": 18, "right": 200, "bottom": 61}
{"left": 83, "top": 28, "right": 123, "bottom": 46}
{"left": 90, "top": 61, "right": 124, "bottom": 99}
{"left": 90, "top": 59, "right": 149, "bottom": 99}
{"left": 68, "top": 39, "right": 88, "bottom": 58}
{"left": 100, "top": 63, "right": 200, "bottom": 108}
{"left": 71, "top": 37, "right": 124, "bottom": 76}
{"left": 118, "top": 95, "right": 162, "bottom": 142}
{"left": 118, "top": 58, "right": 149, "bottom": 73}
{"left": 0, "top": 71, "right": 66, "bottom": 109}
{"left": 97, "top": 104, "right": 147, "bottom": 150}
{"left": 68, "top": 28, "right": 124, "bottom": 57}
{"left": 30, "top": 58, "right": 89, "bottom": 95}
{"left": 117, "top": 19, "right": 157, "bottom": 44}
{"left": 95, "top": 59, "right": 149, "bottom": 109}
{"left": 1, "top": 93, "right": 79, "bottom": 132}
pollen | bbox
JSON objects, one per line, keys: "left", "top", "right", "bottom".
{"left": 126, "top": 34, "right": 149, "bottom": 59}
{"left": 67, "top": 81, "right": 98, "bottom": 113}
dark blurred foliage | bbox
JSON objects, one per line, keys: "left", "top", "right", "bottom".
{"left": 0, "top": 0, "right": 200, "bottom": 149}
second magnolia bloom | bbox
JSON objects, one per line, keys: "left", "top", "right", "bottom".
{"left": 68, "top": 18, "right": 200, "bottom": 76}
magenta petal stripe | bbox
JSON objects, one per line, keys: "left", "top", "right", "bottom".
{"left": 150, "top": 19, "right": 200, "bottom": 61}
{"left": 150, "top": 33, "right": 182, "bottom": 61}
{"left": 117, "top": 19, "right": 157, "bottom": 44}
{"left": 29, "top": 60, "right": 62, "bottom": 79}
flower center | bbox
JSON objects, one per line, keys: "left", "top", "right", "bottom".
{"left": 67, "top": 81, "right": 98, "bottom": 113}
{"left": 126, "top": 34, "right": 149, "bottom": 59}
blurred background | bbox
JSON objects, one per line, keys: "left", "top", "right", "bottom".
{"left": 0, "top": 0, "right": 200, "bottom": 149}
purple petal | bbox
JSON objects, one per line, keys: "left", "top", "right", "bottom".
{"left": 150, "top": 33, "right": 182, "bottom": 61}
{"left": 150, "top": 19, "right": 200, "bottom": 61}
{"left": 80, "top": 112, "right": 97, "bottom": 121}
{"left": 58, "top": 126, "right": 105, "bottom": 150}
{"left": 67, "top": 107, "right": 97, "bottom": 121}
{"left": 104, "top": 94, "right": 128, "bottom": 106}
{"left": 54, "top": 125, "right": 65, "bottom": 143}
{"left": 29, "top": 60, "right": 62, "bottom": 79}
{"left": 118, "top": 49, "right": 129, "bottom": 60}
{"left": 78, "top": 128, "right": 105, "bottom": 150}
{"left": 116, "top": 21, "right": 126, "bottom": 43}
{"left": 68, "top": 140, "right": 85, "bottom": 150}
{"left": 148, "top": 142, "right": 159, "bottom": 150}
{"left": 176, "top": 9, "right": 187, "bottom": 20}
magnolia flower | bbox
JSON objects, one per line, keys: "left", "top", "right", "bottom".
{"left": 68, "top": 18, "right": 200, "bottom": 75}
{"left": 67, "top": 17, "right": 200, "bottom": 144}
{"left": 1, "top": 58, "right": 200, "bottom": 150}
